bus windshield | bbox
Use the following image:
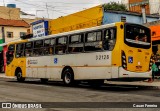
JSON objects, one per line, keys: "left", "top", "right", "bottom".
{"left": 125, "top": 24, "right": 151, "bottom": 49}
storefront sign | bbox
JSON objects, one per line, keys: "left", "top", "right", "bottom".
{"left": 31, "top": 20, "right": 48, "bottom": 38}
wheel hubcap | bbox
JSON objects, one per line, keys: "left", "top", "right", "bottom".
{"left": 65, "top": 72, "right": 71, "bottom": 84}
{"left": 17, "top": 72, "right": 22, "bottom": 79}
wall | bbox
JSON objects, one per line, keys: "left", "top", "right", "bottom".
{"left": 0, "top": 6, "right": 20, "bottom": 20}
{"left": 102, "top": 11, "right": 159, "bottom": 24}
{"left": 0, "top": 26, "right": 28, "bottom": 43}
{"left": 121, "top": 0, "right": 129, "bottom": 7}
{"left": 149, "top": 0, "right": 160, "bottom": 14}
{"left": 129, "top": 0, "right": 150, "bottom": 14}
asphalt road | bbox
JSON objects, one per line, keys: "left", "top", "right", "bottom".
{"left": 0, "top": 77, "right": 159, "bottom": 111}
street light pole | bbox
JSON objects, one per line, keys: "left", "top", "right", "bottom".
{"left": 141, "top": 4, "right": 147, "bottom": 23}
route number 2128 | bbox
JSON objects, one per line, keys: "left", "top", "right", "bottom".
{"left": 96, "top": 55, "right": 109, "bottom": 60}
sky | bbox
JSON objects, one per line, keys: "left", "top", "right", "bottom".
{"left": 0, "top": 0, "right": 121, "bottom": 19}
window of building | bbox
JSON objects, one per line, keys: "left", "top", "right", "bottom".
{"left": 20, "top": 32, "right": 26, "bottom": 37}
{"left": 7, "top": 32, "right": 13, "bottom": 38}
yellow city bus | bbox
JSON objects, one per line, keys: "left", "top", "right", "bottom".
{"left": 6, "top": 22, "right": 152, "bottom": 86}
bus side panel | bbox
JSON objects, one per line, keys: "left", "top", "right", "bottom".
{"left": 67, "top": 52, "right": 112, "bottom": 80}
{"left": 14, "top": 58, "right": 26, "bottom": 77}
{"left": 26, "top": 51, "right": 112, "bottom": 80}
{"left": 26, "top": 57, "right": 62, "bottom": 79}
{"left": 73, "top": 67, "right": 111, "bottom": 80}
{"left": 111, "top": 67, "right": 119, "bottom": 78}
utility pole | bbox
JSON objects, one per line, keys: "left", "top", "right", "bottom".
{"left": 3, "top": 0, "right": 5, "bottom": 6}
{"left": 46, "top": 3, "right": 49, "bottom": 18}
{"left": 2, "top": 27, "right": 5, "bottom": 43}
{"left": 141, "top": 4, "right": 147, "bottom": 23}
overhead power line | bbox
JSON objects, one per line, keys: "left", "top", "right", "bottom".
{"left": 15, "top": 0, "right": 101, "bottom": 20}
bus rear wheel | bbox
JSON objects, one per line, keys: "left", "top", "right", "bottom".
{"left": 16, "top": 71, "right": 25, "bottom": 82}
{"left": 62, "top": 68, "right": 74, "bottom": 86}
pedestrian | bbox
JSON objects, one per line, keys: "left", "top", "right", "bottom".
{"left": 151, "top": 60, "right": 158, "bottom": 82}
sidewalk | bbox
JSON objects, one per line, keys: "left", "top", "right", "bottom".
{"left": 105, "top": 79, "right": 160, "bottom": 87}
{"left": 0, "top": 73, "right": 15, "bottom": 79}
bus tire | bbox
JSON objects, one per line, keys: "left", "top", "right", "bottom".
{"left": 16, "top": 70, "right": 25, "bottom": 82}
{"left": 62, "top": 68, "right": 74, "bottom": 86}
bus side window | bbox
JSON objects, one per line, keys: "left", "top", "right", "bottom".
{"left": 16, "top": 43, "right": 24, "bottom": 58}
{"left": 7, "top": 44, "right": 15, "bottom": 65}
{"left": 33, "top": 40, "right": 44, "bottom": 56}
{"left": 25, "top": 42, "right": 33, "bottom": 57}
{"left": 68, "top": 34, "right": 84, "bottom": 53}
{"left": 43, "top": 39, "right": 51, "bottom": 55}
{"left": 55, "top": 37, "right": 67, "bottom": 54}
{"left": 50, "top": 38, "right": 55, "bottom": 54}
{"left": 103, "top": 28, "right": 116, "bottom": 51}
{"left": 84, "top": 31, "right": 102, "bottom": 52}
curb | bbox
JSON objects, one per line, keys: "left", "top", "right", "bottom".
{"left": 105, "top": 80, "right": 160, "bottom": 88}
{"left": 0, "top": 74, "right": 15, "bottom": 79}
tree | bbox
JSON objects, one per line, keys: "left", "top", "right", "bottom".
{"left": 103, "top": 2, "right": 128, "bottom": 11}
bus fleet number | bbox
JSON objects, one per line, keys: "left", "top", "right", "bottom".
{"left": 96, "top": 55, "right": 109, "bottom": 60}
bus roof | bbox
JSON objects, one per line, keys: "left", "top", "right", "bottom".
{"left": 0, "top": 38, "right": 27, "bottom": 47}
{"left": 0, "top": 22, "right": 148, "bottom": 46}
{"left": 28, "top": 22, "right": 117, "bottom": 42}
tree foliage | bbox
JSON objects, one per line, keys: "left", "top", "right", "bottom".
{"left": 103, "top": 2, "right": 128, "bottom": 11}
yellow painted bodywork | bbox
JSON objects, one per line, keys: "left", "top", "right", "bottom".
{"left": 49, "top": 5, "right": 103, "bottom": 34}
{"left": 6, "top": 40, "right": 27, "bottom": 77}
{"left": 113, "top": 22, "right": 152, "bottom": 72}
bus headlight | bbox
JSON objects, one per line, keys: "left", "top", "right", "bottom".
{"left": 122, "top": 50, "right": 127, "bottom": 70}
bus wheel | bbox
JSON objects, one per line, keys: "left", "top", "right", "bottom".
{"left": 62, "top": 69, "right": 74, "bottom": 85}
{"left": 40, "top": 78, "right": 48, "bottom": 83}
{"left": 16, "top": 71, "right": 25, "bottom": 82}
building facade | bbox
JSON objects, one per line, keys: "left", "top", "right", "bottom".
{"left": 0, "top": 18, "right": 30, "bottom": 43}
{"left": 0, "top": 6, "right": 20, "bottom": 20}
{"left": 122, "top": 0, "right": 160, "bottom": 15}
{"left": 103, "top": 10, "right": 159, "bottom": 24}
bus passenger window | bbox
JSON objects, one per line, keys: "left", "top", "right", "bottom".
{"left": 16, "top": 44, "right": 24, "bottom": 58}
{"left": 7, "top": 44, "right": 15, "bottom": 65}
{"left": 68, "top": 34, "right": 83, "bottom": 53}
{"left": 103, "top": 28, "right": 116, "bottom": 51}
{"left": 84, "top": 31, "right": 102, "bottom": 52}
{"left": 25, "top": 42, "right": 33, "bottom": 57}
{"left": 55, "top": 37, "right": 67, "bottom": 54}
{"left": 43, "top": 39, "right": 51, "bottom": 55}
{"left": 33, "top": 40, "right": 44, "bottom": 56}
